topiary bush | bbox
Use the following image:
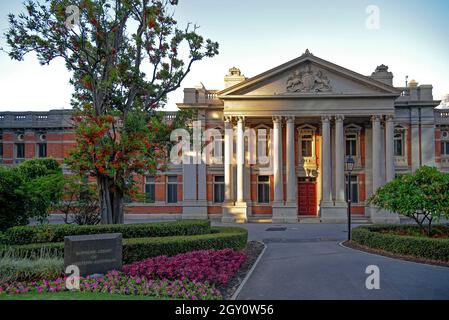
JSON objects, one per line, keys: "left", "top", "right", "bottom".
{"left": 2, "top": 220, "right": 211, "bottom": 245}
{"left": 1, "top": 227, "right": 248, "bottom": 264}
{"left": 352, "top": 225, "right": 449, "bottom": 262}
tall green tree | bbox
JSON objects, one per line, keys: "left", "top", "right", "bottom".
{"left": 4, "top": 0, "right": 218, "bottom": 224}
{"left": 369, "top": 166, "right": 449, "bottom": 236}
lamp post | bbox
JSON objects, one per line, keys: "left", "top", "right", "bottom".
{"left": 345, "top": 156, "right": 355, "bottom": 241}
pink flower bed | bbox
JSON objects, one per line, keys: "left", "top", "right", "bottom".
{"left": 123, "top": 249, "right": 247, "bottom": 285}
{"left": 0, "top": 271, "right": 222, "bottom": 300}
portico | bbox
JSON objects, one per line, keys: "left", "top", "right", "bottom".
{"left": 174, "top": 50, "right": 441, "bottom": 224}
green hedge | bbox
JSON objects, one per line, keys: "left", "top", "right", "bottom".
{"left": 2, "top": 220, "right": 211, "bottom": 245}
{"left": 1, "top": 227, "right": 248, "bottom": 264}
{"left": 352, "top": 225, "right": 449, "bottom": 262}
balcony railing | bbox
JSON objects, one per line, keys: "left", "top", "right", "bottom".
{"left": 435, "top": 109, "right": 449, "bottom": 124}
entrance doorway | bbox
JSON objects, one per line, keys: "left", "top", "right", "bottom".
{"left": 298, "top": 177, "right": 317, "bottom": 216}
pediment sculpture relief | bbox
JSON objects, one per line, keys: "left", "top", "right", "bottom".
{"left": 286, "top": 64, "right": 332, "bottom": 93}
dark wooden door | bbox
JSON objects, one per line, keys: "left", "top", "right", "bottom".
{"left": 298, "top": 181, "right": 317, "bottom": 216}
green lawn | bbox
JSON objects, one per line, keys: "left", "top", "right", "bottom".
{"left": 0, "top": 291, "right": 162, "bottom": 300}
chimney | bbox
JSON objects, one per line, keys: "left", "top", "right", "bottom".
{"left": 224, "top": 67, "right": 247, "bottom": 89}
{"left": 370, "top": 65, "right": 394, "bottom": 86}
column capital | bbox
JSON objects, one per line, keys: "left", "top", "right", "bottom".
{"left": 237, "top": 116, "right": 245, "bottom": 123}
{"left": 224, "top": 116, "right": 233, "bottom": 123}
{"left": 371, "top": 115, "right": 383, "bottom": 122}
{"left": 335, "top": 115, "right": 345, "bottom": 122}
{"left": 285, "top": 116, "right": 295, "bottom": 123}
{"left": 272, "top": 116, "right": 283, "bottom": 123}
{"left": 321, "top": 115, "right": 332, "bottom": 123}
{"left": 385, "top": 114, "right": 395, "bottom": 122}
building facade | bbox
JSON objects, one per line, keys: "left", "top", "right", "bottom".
{"left": 1, "top": 50, "right": 448, "bottom": 223}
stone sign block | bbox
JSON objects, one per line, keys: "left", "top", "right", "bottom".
{"left": 64, "top": 233, "right": 122, "bottom": 276}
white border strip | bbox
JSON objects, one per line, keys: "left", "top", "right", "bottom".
{"left": 231, "top": 241, "right": 267, "bottom": 300}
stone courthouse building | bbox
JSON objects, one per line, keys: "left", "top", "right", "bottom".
{"left": 1, "top": 50, "right": 448, "bottom": 223}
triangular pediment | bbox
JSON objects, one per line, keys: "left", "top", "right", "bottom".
{"left": 218, "top": 52, "right": 400, "bottom": 98}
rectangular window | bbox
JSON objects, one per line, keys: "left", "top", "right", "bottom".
{"left": 37, "top": 143, "right": 47, "bottom": 158}
{"left": 167, "top": 176, "right": 178, "bottom": 204}
{"left": 15, "top": 143, "right": 25, "bottom": 159}
{"left": 301, "top": 135, "right": 313, "bottom": 157}
{"left": 394, "top": 133, "right": 404, "bottom": 157}
{"left": 441, "top": 141, "right": 449, "bottom": 156}
{"left": 0, "top": 143, "right": 3, "bottom": 158}
{"left": 257, "top": 176, "right": 270, "bottom": 204}
{"left": 213, "top": 176, "right": 225, "bottom": 203}
{"left": 345, "top": 134, "right": 357, "bottom": 157}
{"left": 145, "top": 176, "right": 156, "bottom": 203}
{"left": 345, "top": 175, "right": 359, "bottom": 204}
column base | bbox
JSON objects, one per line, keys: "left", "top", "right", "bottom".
{"left": 320, "top": 202, "right": 348, "bottom": 223}
{"left": 222, "top": 202, "right": 248, "bottom": 223}
{"left": 272, "top": 203, "right": 298, "bottom": 223}
{"left": 182, "top": 200, "right": 208, "bottom": 220}
{"left": 369, "top": 206, "right": 400, "bottom": 224}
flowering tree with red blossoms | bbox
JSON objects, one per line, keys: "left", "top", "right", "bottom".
{"left": 4, "top": 0, "right": 218, "bottom": 224}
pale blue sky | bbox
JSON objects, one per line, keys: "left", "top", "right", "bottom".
{"left": 0, "top": 0, "right": 448, "bottom": 111}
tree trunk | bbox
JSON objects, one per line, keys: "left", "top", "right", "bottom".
{"left": 111, "top": 189, "right": 124, "bottom": 224}
{"left": 97, "top": 175, "right": 125, "bottom": 225}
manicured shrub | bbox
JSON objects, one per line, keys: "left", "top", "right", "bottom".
{"left": 0, "top": 255, "right": 63, "bottom": 285}
{"left": 0, "top": 158, "right": 65, "bottom": 232}
{"left": 352, "top": 225, "right": 449, "bottom": 262}
{"left": 0, "top": 271, "right": 222, "bottom": 300}
{"left": 3, "top": 220, "right": 211, "bottom": 245}
{"left": 123, "top": 249, "right": 246, "bottom": 285}
{"left": 2, "top": 227, "right": 248, "bottom": 264}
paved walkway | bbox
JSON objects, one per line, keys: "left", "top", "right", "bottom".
{"left": 220, "top": 223, "right": 449, "bottom": 300}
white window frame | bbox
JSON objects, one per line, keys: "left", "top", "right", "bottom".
{"left": 213, "top": 175, "right": 225, "bottom": 203}
{"left": 145, "top": 176, "right": 156, "bottom": 203}
{"left": 254, "top": 124, "right": 271, "bottom": 167}
{"left": 257, "top": 175, "right": 270, "bottom": 204}
{"left": 297, "top": 125, "right": 317, "bottom": 168}
{"left": 344, "top": 124, "right": 362, "bottom": 167}
{"left": 394, "top": 125, "right": 408, "bottom": 167}
{"left": 166, "top": 176, "right": 178, "bottom": 204}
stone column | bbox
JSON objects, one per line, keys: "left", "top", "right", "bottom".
{"left": 385, "top": 115, "right": 395, "bottom": 182}
{"left": 370, "top": 115, "right": 399, "bottom": 224}
{"left": 222, "top": 116, "right": 248, "bottom": 223}
{"left": 335, "top": 115, "right": 346, "bottom": 204}
{"left": 272, "top": 116, "right": 284, "bottom": 204}
{"left": 371, "top": 115, "right": 382, "bottom": 193}
{"left": 236, "top": 116, "right": 245, "bottom": 203}
{"left": 321, "top": 116, "right": 332, "bottom": 205}
{"left": 283, "top": 116, "right": 298, "bottom": 223}
{"left": 224, "top": 117, "right": 233, "bottom": 202}
{"left": 286, "top": 116, "right": 296, "bottom": 204}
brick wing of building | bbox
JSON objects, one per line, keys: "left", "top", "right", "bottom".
{"left": 1, "top": 50, "right": 448, "bottom": 223}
